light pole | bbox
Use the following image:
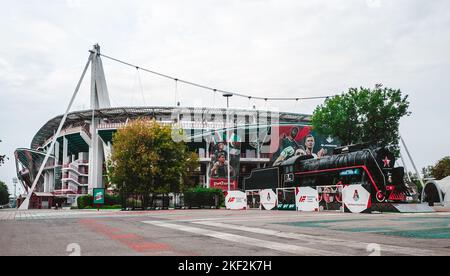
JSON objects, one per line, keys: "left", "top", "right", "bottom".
{"left": 12, "top": 177, "right": 18, "bottom": 199}
{"left": 12, "top": 177, "right": 18, "bottom": 209}
{"left": 223, "top": 93, "right": 233, "bottom": 191}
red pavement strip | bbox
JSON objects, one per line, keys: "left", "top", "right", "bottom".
{"left": 79, "top": 219, "right": 171, "bottom": 253}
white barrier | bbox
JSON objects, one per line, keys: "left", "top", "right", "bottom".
{"left": 244, "top": 184, "right": 371, "bottom": 213}
{"left": 260, "top": 189, "right": 277, "bottom": 210}
{"left": 225, "top": 191, "right": 247, "bottom": 210}
{"left": 317, "top": 185, "right": 344, "bottom": 212}
{"left": 295, "top": 186, "right": 319, "bottom": 212}
{"left": 342, "top": 184, "right": 371, "bottom": 213}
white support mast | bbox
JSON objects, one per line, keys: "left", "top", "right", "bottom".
{"left": 400, "top": 135, "right": 425, "bottom": 188}
{"left": 19, "top": 49, "right": 94, "bottom": 210}
{"left": 19, "top": 44, "right": 111, "bottom": 209}
{"left": 88, "top": 44, "right": 111, "bottom": 195}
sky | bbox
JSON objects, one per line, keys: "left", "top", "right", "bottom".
{"left": 1, "top": 0, "right": 449, "bottom": 195}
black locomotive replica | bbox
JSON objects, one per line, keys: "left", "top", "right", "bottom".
{"left": 244, "top": 144, "right": 414, "bottom": 203}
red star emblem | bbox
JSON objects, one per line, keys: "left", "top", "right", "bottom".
{"left": 382, "top": 156, "right": 391, "bottom": 167}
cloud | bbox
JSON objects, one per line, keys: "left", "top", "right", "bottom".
{"left": 66, "top": 0, "right": 82, "bottom": 9}
{"left": 366, "top": 0, "right": 382, "bottom": 8}
{"left": 1, "top": 0, "right": 450, "bottom": 190}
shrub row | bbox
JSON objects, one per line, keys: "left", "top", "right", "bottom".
{"left": 183, "top": 187, "right": 224, "bottom": 209}
{"left": 77, "top": 194, "right": 122, "bottom": 209}
{"left": 77, "top": 187, "right": 225, "bottom": 209}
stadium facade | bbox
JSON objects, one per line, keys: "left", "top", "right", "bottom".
{"left": 15, "top": 106, "right": 326, "bottom": 208}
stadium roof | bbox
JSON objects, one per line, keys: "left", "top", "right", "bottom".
{"left": 31, "top": 106, "right": 312, "bottom": 150}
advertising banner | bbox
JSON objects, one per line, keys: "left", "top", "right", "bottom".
{"left": 342, "top": 185, "right": 371, "bottom": 213}
{"left": 295, "top": 187, "right": 319, "bottom": 212}
{"left": 317, "top": 185, "right": 344, "bottom": 212}
{"left": 208, "top": 130, "right": 241, "bottom": 188}
{"left": 225, "top": 191, "right": 247, "bottom": 210}
{"left": 270, "top": 125, "right": 338, "bottom": 166}
{"left": 93, "top": 188, "right": 105, "bottom": 205}
{"left": 277, "top": 188, "right": 296, "bottom": 210}
{"left": 260, "top": 189, "right": 277, "bottom": 210}
{"left": 246, "top": 190, "right": 261, "bottom": 209}
{"left": 210, "top": 179, "right": 238, "bottom": 193}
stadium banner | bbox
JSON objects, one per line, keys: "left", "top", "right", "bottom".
{"left": 210, "top": 178, "right": 237, "bottom": 193}
{"left": 208, "top": 130, "right": 241, "bottom": 189}
{"left": 270, "top": 124, "right": 338, "bottom": 166}
{"left": 317, "top": 185, "right": 344, "bottom": 212}
{"left": 276, "top": 188, "right": 296, "bottom": 211}
{"left": 93, "top": 188, "right": 105, "bottom": 205}
{"left": 342, "top": 185, "right": 371, "bottom": 213}
{"left": 246, "top": 190, "right": 261, "bottom": 209}
{"left": 225, "top": 191, "right": 247, "bottom": 210}
{"left": 295, "top": 187, "right": 319, "bottom": 212}
{"left": 260, "top": 189, "right": 277, "bottom": 210}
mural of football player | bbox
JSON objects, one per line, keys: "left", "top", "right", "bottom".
{"left": 272, "top": 126, "right": 304, "bottom": 165}
{"left": 210, "top": 153, "right": 234, "bottom": 179}
{"left": 303, "top": 134, "right": 326, "bottom": 158}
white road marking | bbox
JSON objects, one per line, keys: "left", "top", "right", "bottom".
{"left": 170, "top": 213, "right": 350, "bottom": 223}
{"left": 142, "top": 220, "right": 343, "bottom": 256}
{"left": 192, "top": 221, "right": 441, "bottom": 256}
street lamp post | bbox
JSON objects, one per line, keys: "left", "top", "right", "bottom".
{"left": 12, "top": 177, "right": 18, "bottom": 209}
{"left": 12, "top": 177, "right": 18, "bottom": 199}
{"left": 223, "top": 93, "right": 233, "bottom": 191}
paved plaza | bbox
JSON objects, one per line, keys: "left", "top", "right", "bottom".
{"left": 1, "top": 208, "right": 450, "bottom": 256}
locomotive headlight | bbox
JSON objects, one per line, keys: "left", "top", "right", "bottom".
{"left": 388, "top": 172, "right": 393, "bottom": 183}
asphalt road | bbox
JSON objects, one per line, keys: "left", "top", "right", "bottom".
{"left": 1, "top": 209, "right": 450, "bottom": 256}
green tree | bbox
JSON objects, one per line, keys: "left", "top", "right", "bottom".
{"left": 108, "top": 118, "right": 199, "bottom": 200}
{"left": 312, "top": 86, "right": 410, "bottom": 154}
{"left": 0, "top": 181, "right": 10, "bottom": 205}
{"left": 422, "top": 166, "right": 434, "bottom": 179}
{"left": 430, "top": 156, "right": 450, "bottom": 180}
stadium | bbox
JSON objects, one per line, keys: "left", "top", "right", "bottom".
{"left": 14, "top": 106, "right": 335, "bottom": 209}
{"left": 14, "top": 45, "right": 337, "bottom": 209}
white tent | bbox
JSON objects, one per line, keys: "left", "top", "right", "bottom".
{"left": 422, "top": 176, "right": 450, "bottom": 206}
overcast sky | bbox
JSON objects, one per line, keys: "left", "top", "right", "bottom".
{"left": 1, "top": 0, "right": 449, "bottom": 195}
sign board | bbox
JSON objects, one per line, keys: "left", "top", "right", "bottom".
{"left": 295, "top": 187, "right": 319, "bottom": 212}
{"left": 208, "top": 131, "right": 241, "bottom": 188}
{"left": 342, "top": 185, "right": 371, "bottom": 213}
{"left": 225, "top": 191, "right": 247, "bottom": 210}
{"left": 67, "top": 195, "right": 77, "bottom": 205}
{"left": 246, "top": 190, "right": 261, "bottom": 209}
{"left": 93, "top": 188, "right": 106, "bottom": 205}
{"left": 317, "top": 185, "right": 344, "bottom": 212}
{"left": 277, "top": 188, "right": 296, "bottom": 210}
{"left": 260, "top": 189, "right": 277, "bottom": 210}
{"left": 210, "top": 179, "right": 238, "bottom": 193}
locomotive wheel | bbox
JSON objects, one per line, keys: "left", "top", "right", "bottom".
{"left": 376, "top": 191, "right": 386, "bottom": 203}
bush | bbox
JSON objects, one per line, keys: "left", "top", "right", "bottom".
{"left": 77, "top": 194, "right": 123, "bottom": 209}
{"left": 105, "top": 194, "right": 122, "bottom": 205}
{"left": 184, "top": 187, "right": 224, "bottom": 209}
{"left": 77, "top": 195, "right": 93, "bottom": 209}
